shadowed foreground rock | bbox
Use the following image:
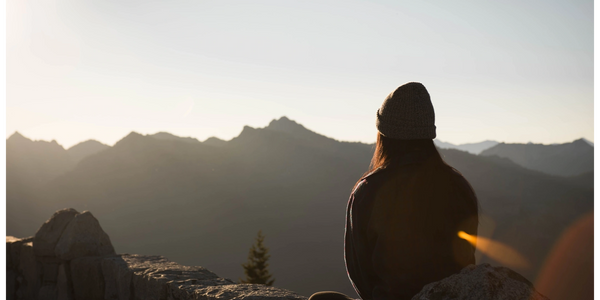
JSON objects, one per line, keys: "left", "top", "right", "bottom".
{"left": 55, "top": 211, "right": 116, "bottom": 260}
{"left": 411, "top": 264, "right": 549, "bottom": 300}
{"left": 7, "top": 208, "right": 307, "bottom": 300}
{"left": 33, "top": 208, "right": 79, "bottom": 257}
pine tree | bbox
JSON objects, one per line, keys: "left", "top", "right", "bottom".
{"left": 240, "top": 230, "right": 275, "bottom": 285}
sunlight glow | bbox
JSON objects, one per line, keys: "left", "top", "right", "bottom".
{"left": 458, "top": 231, "right": 530, "bottom": 269}
{"left": 534, "top": 212, "right": 593, "bottom": 300}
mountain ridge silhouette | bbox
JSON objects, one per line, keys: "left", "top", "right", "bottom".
{"left": 481, "top": 138, "right": 593, "bottom": 177}
{"left": 7, "top": 117, "right": 593, "bottom": 297}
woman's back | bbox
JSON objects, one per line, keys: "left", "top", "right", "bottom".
{"left": 345, "top": 144, "right": 478, "bottom": 300}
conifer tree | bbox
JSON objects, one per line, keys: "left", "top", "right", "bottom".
{"left": 240, "top": 230, "right": 275, "bottom": 285}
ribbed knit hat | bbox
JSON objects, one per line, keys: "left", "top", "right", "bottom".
{"left": 376, "top": 82, "right": 436, "bottom": 139}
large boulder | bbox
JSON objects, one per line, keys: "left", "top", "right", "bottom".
{"left": 7, "top": 269, "right": 17, "bottom": 300}
{"left": 412, "top": 263, "right": 549, "bottom": 300}
{"left": 18, "top": 242, "right": 42, "bottom": 300}
{"left": 54, "top": 211, "right": 116, "bottom": 260}
{"left": 70, "top": 256, "right": 106, "bottom": 300}
{"left": 57, "top": 263, "right": 74, "bottom": 300}
{"left": 101, "top": 256, "right": 135, "bottom": 300}
{"left": 33, "top": 208, "right": 79, "bottom": 257}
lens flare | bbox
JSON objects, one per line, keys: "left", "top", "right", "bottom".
{"left": 534, "top": 212, "right": 593, "bottom": 300}
{"left": 458, "top": 231, "right": 530, "bottom": 269}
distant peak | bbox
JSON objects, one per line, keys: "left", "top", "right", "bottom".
{"left": 203, "top": 136, "right": 227, "bottom": 147}
{"left": 241, "top": 125, "right": 256, "bottom": 133}
{"left": 126, "top": 131, "right": 143, "bottom": 138}
{"left": 574, "top": 138, "right": 594, "bottom": 147}
{"left": 67, "top": 139, "right": 109, "bottom": 151}
{"left": 8, "top": 131, "right": 29, "bottom": 141}
{"left": 114, "top": 131, "right": 144, "bottom": 145}
{"left": 113, "top": 131, "right": 145, "bottom": 148}
{"left": 582, "top": 138, "right": 594, "bottom": 146}
{"left": 204, "top": 136, "right": 225, "bottom": 142}
{"left": 82, "top": 139, "right": 105, "bottom": 145}
{"left": 149, "top": 131, "right": 200, "bottom": 144}
{"left": 266, "top": 116, "right": 310, "bottom": 135}
{"left": 151, "top": 132, "right": 177, "bottom": 138}
{"left": 268, "top": 116, "right": 299, "bottom": 127}
{"left": 274, "top": 116, "right": 292, "bottom": 123}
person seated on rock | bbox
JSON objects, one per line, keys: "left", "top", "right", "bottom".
{"left": 310, "top": 82, "right": 479, "bottom": 300}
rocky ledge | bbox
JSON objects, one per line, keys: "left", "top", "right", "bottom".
{"left": 411, "top": 264, "right": 549, "bottom": 300}
{"left": 6, "top": 208, "right": 306, "bottom": 300}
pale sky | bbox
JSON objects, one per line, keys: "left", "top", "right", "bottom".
{"left": 7, "top": 0, "right": 593, "bottom": 149}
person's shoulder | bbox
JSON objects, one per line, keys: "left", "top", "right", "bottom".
{"left": 352, "top": 167, "right": 391, "bottom": 197}
{"left": 444, "top": 164, "right": 466, "bottom": 179}
{"left": 442, "top": 164, "right": 477, "bottom": 196}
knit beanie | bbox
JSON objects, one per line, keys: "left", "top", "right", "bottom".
{"left": 376, "top": 82, "right": 436, "bottom": 140}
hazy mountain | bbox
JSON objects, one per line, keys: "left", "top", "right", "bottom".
{"left": 7, "top": 132, "right": 75, "bottom": 188}
{"left": 566, "top": 171, "right": 594, "bottom": 189}
{"left": 480, "top": 139, "right": 593, "bottom": 177}
{"left": 433, "top": 139, "right": 456, "bottom": 149}
{"left": 582, "top": 138, "right": 593, "bottom": 146}
{"left": 7, "top": 119, "right": 592, "bottom": 299}
{"left": 7, "top": 132, "right": 76, "bottom": 235}
{"left": 264, "top": 117, "right": 374, "bottom": 162}
{"left": 203, "top": 137, "right": 227, "bottom": 147}
{"left": 434, "top": 139, "right": 499, "bottom": 155}
{"left": 67, "top": 140, "right": 110, "bottom": 163}
{"left": 150, "top": 132, "right": 201, "bottom": 144}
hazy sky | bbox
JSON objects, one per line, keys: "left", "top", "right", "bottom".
{"left": 7, "top": 0, "right": 593, "bottom": 148}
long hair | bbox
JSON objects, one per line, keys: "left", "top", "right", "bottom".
{"left": 353, "top": 132, "right": 479, "bottom": 216}
{"left": 352, "top": 132, "right": 446, "bottom": 190}
{"left": 353, "top": 133, "right": 444, "bottom": 190}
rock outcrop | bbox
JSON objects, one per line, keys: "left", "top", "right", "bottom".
{"left": 411, "top": 263, "right": 549, "bottom": 300}
{"left": 54, "top": 211, "right": 116, "bottom": 260}
{"left": 33, "top": 208, "right": 79, "bottom": 257}
{"left": 6, "top": 208, "right": 307, "bottom": 300}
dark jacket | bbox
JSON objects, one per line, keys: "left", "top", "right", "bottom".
{"left": 344, "top": 150, "right": 478, "bottom": 300}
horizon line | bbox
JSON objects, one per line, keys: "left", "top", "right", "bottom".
{"left": 7, "top": 129, "right": 593, "bottom": 151}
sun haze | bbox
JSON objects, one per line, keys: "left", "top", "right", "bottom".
{"left": 7, "top": 0, "right": 593, "bottom": 148}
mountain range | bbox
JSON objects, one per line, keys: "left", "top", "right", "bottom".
{"left": 6, "top": 117, "right": 593, "bottom": 300}
{"left": 433, "top": 139, "right": 499, "bottom": 155}
{"left": 480, "top": 139, "right": 594, "bottom": 177}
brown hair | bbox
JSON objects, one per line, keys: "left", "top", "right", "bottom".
{"left": 353, "top": 132, "right": 479, "bottom": 217}
{"left": 353, "top": 133, "right": 444, "bottom": 190}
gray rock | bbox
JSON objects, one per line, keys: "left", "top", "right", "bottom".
{"left": 41, "top": 259, "right": 60, "bottom": 284}
{"left": 54, "top": 211, "right": 116, "bottom": 260}
{"left": 7, "top": 270, "right": 17, "bottom": 300}
{"left": 6, "top": 236, "right": 33, "bottom": 271}
{"left": 37, "top": 284, "right": 58, "bottom": 300}
{"left": 127, "top": 255, "right": 231, "bottom": 300}
{"left": 101, "top": 256, "right": 135, "bottom": 300}
{"left": 2, "top": 236, "right": 18, "bottom": 268}
{"left": 191, "top": 284, "right": 307, "bottom": 300}
{"left": 70, "top": 256, "right": 106, "bottom": 300}
{"left": 34, "top": 208, "right": 79, "bottom": 257}
{"left": 411, "top": 263, "right": 550, "bottom": 300}
{"left": 57, "top": 263, "right": 74, "bottom": 300}
{"left": 18, "top": 241, "right": 42, "bottom": 300}
{"left": 98, "top": 254, "right": 303, "bottom": 300}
